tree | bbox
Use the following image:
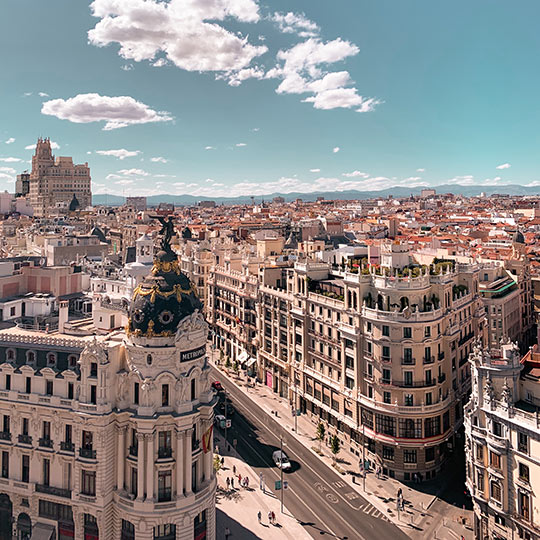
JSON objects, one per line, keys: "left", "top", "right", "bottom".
{"left": 233, "top": 360, "right": 239, "bottom": 375}
{"left": 219, "top": 349, "right": 224, "bottom": 365}
{"left": 225, "top": 356, "right": 231, "bottom": 370}
{"left": 213, "top": 454, "right": 222, "bottom": 473}
{"left": 330, "top": 434, "right": 340, "bottom": 462}
{"left": 316, "top": 422, "right": 326, "bottom": 452}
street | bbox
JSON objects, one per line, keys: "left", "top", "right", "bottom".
{"left": 211, "top": 366, "right": 410, "bottom": 540}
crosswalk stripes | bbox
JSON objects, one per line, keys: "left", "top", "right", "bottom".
{"left": 357, "top": 503, "right": 391, "bottom": 522}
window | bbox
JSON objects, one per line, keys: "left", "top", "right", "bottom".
{"left": 46, "top": 380, "right": 53, "bottom": 396}
{"left": 345, "top": 377, "right": 354, "bottom": 390}
{"left": 403, "top": 348, "right": 413, "bottom": 364}
{"left": 158, "top": 470, "right": 172, "bottom": 502}
{"left": 518, "top": 491, "right": 530, "bottom": 520}
{"left": 68, "top": 382, "right": 74, "bottom": 400}
{"left": 519, "top": 463, "right": 530, "bottom": 483}
{"left": 476, "top": 469, "right": 484, "bottom": 492}
{"left": 490, "top": 451, "right": 501, "bottom": 469}
{"left": 21, "top": 455, "right": 29, "bottom": 483}
{"left": 90, "top": 385, "right": 96, "bottom": 404}
{"left": 191, "top": 379, "right": 196, "bottom": 401}
{"left": 404, "top": 394, "right": 413, "bottom": 406}
{"left": 494, "top": 514, "right": 505, "bottom": 527}
{"left": 121, "top": 520, "right": 135, "bottom": 540}
{"left": 382, "top": 446, "right": 394, "bottom": 461}
{"left": 162, "top": 384, "right": 169, "bottom": 406}
{"left": 425, "top": 392, "right": 432, "bottom": 406}
{"left": 382, "top": 346, "right": 390, "bottom": 359}
{"left": 382, "top": 325, "right": 389, "bottom": 337}
{"left": 158, "top": 431, "right": 172, "bottom": 458}
{"left": 81, "top": 470, "right": 96, "bottom": 496}
{"left": 43, "top": 458, "right": 50, "bottom": 486}
{"left": 90, "top": 362, "right": 97, "bottom": 377}
{"left": 424, "top": 416, "right": 441, "bottom": 437}
{"left": 425, "top": 326, "right": 431, "bottom": 337}
{"left": 5, "top": 375, "right": 10, "bottom": 391}
{"left": 375, "top": 414, "right": 396, "bottom": 437}
{"left": 42, "top": 421, "right": 51, "bottom": 441}
{"left": 425, "top": 446, "right": 435, "bottom": 462}
{"left": 492, "top": 421, "right": 502, "bottom": 437}
{"left": 399, "top": 418, "right": 422, "bottom": 439}
{"left": 518, "top": 432, "right": 528, "bottom": 454}
{"left": 490, "top": 480, "right": 501, "bottom": 502}
{"left": 22, "top": 418, "right": 29, "bottom": 435}
{"left": 403, "top": 327, "right": 411, "bottom": 339}
{"left": 134, "top": 382, "right": 139, "bottom": 405}
{"left": 383, "top": 391, "right": 391, "bottom": 404}
{"left": 82, "top": 431, "right": 93, "bottom": 450}
{"left": 65, "top": 425, "right": 72, "bottom": 444}
{"left": 47, "top": 353, "right": 56, "bottom": 365}
{"left": 366, "top": 322, "right": 372, "bottom": 333}
{"left": 476, "top": 444, "right": 483, "bottom": 461}
{"left": 404, "top": 449, "right": 417, "bottom": 463}
{"left": 25, "top": 377, "right": 31, "bottom": 394}
{"left": 1, "top": 451, "right": 8, "bottom": 478}
{"left": 6, "top": 349, "right": 15, "bottom": 361}
{"left": 2, "top": 415, "right": 9, "bottom": 434}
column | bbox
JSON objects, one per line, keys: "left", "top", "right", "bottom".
{"left": 203, "top": 426, "right": 213, "bottom": 482}
{"left": 176, "top": 431, "right": 184, "bottom": 496}
{"left": 117, "top": 426, "right": 126, "bottom": 491}
{"left": 136, "top": 433, "right": 145, "bottom": 500}
{"left": 146, "top": 434, "right": 154, "bottom": 501}
{"left": 184, "top": 429, "right": 192, "bottom": 495}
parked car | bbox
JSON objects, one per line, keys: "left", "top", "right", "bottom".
{"left": 217, "top": 401, "right": 234, "bottom": 416}
{"left": 272, "top": 450, "right": 291, "bottom": 471}
{"left": 211, "top": 381, "right": 223, "bottom": 392}
{"left": 214, "top": 414, "right": 227, "bottom": 429}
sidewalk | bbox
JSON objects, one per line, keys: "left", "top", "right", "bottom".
{"left": 210, "top": 352, "right": 473, "bottom": 539}
{"left": 214, "top": 432, "right": 313, "bottom": 540}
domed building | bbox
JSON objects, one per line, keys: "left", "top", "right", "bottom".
{"left": 0, "top": 229, "right": 216, "bottom": 539}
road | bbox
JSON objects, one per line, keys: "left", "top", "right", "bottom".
{"left": 211, "top": 366, "right": 410, "bottom": 540}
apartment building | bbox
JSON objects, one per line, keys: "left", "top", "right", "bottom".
{"left": 0, "top": 247, "right": 216, "bottom": 539}
{"left": 465, "top": 341, "right": 540, "bottom": 540}
{"left": 257, "top": 243, "right": 487, "bottom": 480}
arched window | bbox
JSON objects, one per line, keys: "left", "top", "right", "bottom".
{"left": 68, "top": 355, "right": 77, "bottom": 368}
{"left": 26, "top": 351, "right": 36, "bottom": 365}
{"left": 47, "top": 353, "right": 57, "bottom": 366}
{"left": 6, "top": 349, "right": 15, "bottom": 362}
{"left": 191, "top": 379, "right": 196, "bottom": 401}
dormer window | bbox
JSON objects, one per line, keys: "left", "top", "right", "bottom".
{"left": 47, "top": 353, "right": 57, "bottom": 366}
{"left": 26, "top": 351, "right": 36, "bottom": 365}
{"left": 6, "top": 349, "right": 15, "bottom": 362}
{"left": 68, "top": 355, "right": 77, "bottom": 368}
{"left": 90, "top": 363, "right": 97, "bottom": 378}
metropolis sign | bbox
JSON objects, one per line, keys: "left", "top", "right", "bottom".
{"left": 180, "top": 345, "right": 206, "bottom": 362}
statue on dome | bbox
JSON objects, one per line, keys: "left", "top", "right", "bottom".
{"left": 153, "top": 215, "right": 176, "bottom": 251}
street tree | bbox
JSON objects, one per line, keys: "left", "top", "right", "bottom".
{"left": 316, "top": 422, "right": 325, "bottom": 452}
{"left": 330, "top": 434, "right": 340, "bottom": 462}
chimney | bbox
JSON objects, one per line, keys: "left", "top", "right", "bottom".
{"left": 59, "top": 300, "right": 69, "bottom": 333}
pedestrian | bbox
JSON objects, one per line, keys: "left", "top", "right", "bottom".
{"left": 231, "top": 477, "right": 234, "bottom": 489}
{"left": 226, "top": 477, "right": 230, "bottom": 490}
{"left": 257, "top": 510, "right": 261, "bottom": 523}
{"left": 221, "top": 457, "right": 224, "bottom": 466}
{"left": 225, "top": 526, "right": 231, "bottom": 539}
{"left": 245, "top": 476, "right": 249, "bottom": 488}
{"left": 238, "top": 474, "right": 242, "bottom": 485}
{"left": 271, "top": 511, "right": 275, "bottom": 524}
{"left": 233, "top": 465, "right": 236, "bottom": 474}
{"left": 268, "top": 511, "right": 272, "bottom": 524}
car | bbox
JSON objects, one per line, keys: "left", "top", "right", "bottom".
{"left": 272, "top": 450, "right": 291, "bottom": 471}
{"left": 211, "top": 381, "right": 223, "bottom": 392}
{"left": 214, "top": 414, "right": 227, "bottom": 429}
{"left": 217, "top": 401, "right": 234, "bottom": 416}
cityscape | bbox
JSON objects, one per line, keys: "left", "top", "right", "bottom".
{"left": 1, "top": 1, "right": 540, "bottom": 540}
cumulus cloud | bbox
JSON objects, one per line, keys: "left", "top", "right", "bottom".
{"left": 118, "top": 168, "right": 149, "bottom": 176}
{"left": 236, "top": 143, "right": 247, "bottom": 147}
{"left": 150, "top": 156, "right": 168, "bottom": 163}
{"left": 272, "top": 12, "right": 319, "bottom": 37}
{"left": 121, "top": 64, "right": 134, "bottom": 71}
{"left": 38, "top": 92, "right": 49, "bottom": 98}
{"left": 205, "top": 146, "right": 215, "bottom": 150}
{"left": 0, "top": 167, "right": 16, "bottom": 174}
{"left": 496, "top": 163, "right": 511, "bottom": 170}
{"left": 417, "top": 168, "right": 425, "bottom": 172}
{"left": 310, "top": 168, "right": 320, "bottom": 173}
{"left": 342, "top": 170, "right": 369, "bottom": 178}
{"left": 0, "top": 157, "right": 22, "bottom": 162}
{"left": 25, "top": 141, "right": 60, "bottom": 150}
{"left": 447, "top": 175, "right": 475, "bottom": 186}
{"left": 0, "top": 173, "right": 14, "bottom": 181}
{"left": 88, "top": 0, "right": 266, "bottom": 83}
{"left": 333, "top": 147, "right": 340, "bottom": 153}
{"left": 115, "top": 179, "right": 134, "bottom": 185}
{"left": 96, "top": 149, "right": 140, "bottom": 159}
{"left": 482, "top": 177, "right": 504, "bottom": 186}
{"left": 251, "top": 127, "right": 260, "bottom": 132}
{"left": 41, "top": 93, "right": 173, "bottom": 130}
{"left": 5, "top": 138, "right": 15, "bottom": 145}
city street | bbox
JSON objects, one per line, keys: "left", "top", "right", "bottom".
{"left": 211, "top": 366, "right": 410, "bottom": 540}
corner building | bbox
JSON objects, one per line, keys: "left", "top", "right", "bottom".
{"left": 0, "top": 246, "right": 216, "bottom": 539}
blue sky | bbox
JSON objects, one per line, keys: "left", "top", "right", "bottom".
{"left": 1, "top": 0, "right": 539, "bottom": 197}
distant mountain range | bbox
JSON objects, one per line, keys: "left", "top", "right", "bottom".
{"left": 92, "top": 184, "right": 540, "bottom": 207}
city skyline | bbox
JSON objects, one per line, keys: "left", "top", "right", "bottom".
{"left": 2, "top": 0, "right": 540, "bottom": 198}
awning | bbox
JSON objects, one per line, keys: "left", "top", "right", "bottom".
{"left": 31, "top": 523, "right": 56, "bottom": 540}
{"left": 246, "top": 357, "right": 257, "bottom": 368}
{"left": 238, "top": 350, "right": 249, "bottom": 364}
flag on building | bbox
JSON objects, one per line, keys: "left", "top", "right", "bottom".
{"left": 202, "top": 425, "right": 213, "bottom": 453}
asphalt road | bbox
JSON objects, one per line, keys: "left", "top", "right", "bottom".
{"left": 211, "top": 367, "right": 410, "bottom": 540}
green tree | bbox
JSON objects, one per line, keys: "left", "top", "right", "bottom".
{"left": 233, "top": 360, "right": 239, "bottom": 375}
{"left": 316, "top": 422, "right": 326, "bottom": 452}
{"left": 219, "top": 349, "right": 224, "bottom": 365}
{"left": 225, "top": 356, "right": 231, "bottom": 370}
{"left": 213, "top": 454, "right": 222, "bottom": 473}
{"left": 330, "top": 434, "right": 340, "bottom": 462}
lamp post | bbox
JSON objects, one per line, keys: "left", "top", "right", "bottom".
{"left": 280, "top": 436, "right": 284, "bottom": 514}
{"left": 362, "top": 423, "right": 366, "bottom": 492}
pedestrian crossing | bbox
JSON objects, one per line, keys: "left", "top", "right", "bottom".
{"left": 357, "top": 502, "right": 391, "bottom": 521}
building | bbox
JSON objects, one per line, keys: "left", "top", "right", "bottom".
{"left": 257, "top": 243, "right": 487, "bottom": 480}
{"left": 125, "top": 197, "right": 147, "bottom": 212}
{"left": 28, "top": 138, "right": 92, "bottom": 217}
{"left": 421, "top": 189, "right": 436, "bottom": 198}
{"left": 465, "top": 340, "right": 540, "bottom": 540}
{"left": 0, "top": 238, "right": 216, "bottom": 539}
{"left": 15, "top": 173, "right": 30, "bottom": 198}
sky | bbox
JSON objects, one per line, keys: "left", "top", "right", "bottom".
{"left": 1, "top": 0, "right": 540, "bottom": 198}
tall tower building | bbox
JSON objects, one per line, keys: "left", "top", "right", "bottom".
{"left": 28, "top": 137, "right": 92, "bottom": 217}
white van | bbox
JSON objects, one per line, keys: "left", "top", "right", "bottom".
{"left": 272, "top": 450, "right": 291, "bottom": 470}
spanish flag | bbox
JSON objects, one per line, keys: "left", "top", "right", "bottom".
{"left": 202, "top": 425, "right": 213, "bottom": 454}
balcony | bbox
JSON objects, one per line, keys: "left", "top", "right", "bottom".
{"left": 129, "top": 445, "right": 138, "bottom": 457}
{"left": 388, "top": 379, "right": 437, "bottom": 388}
{"left": 401, "top": 357, "right": 416, "bottom": 366}
{"left": 423, "top": 356, "right": 435, "bottom": 365}
{"left": 79, "top": 448, "right": 96, "bottom": 459}
{"left": 18, "top": 434, "right": 32, "bottom": 445}
{"left": 60, "top": 441, "right": 74, "bottom": 452}
{"left": 438, "top": 352, "right": 445, "bottom": 361}
{"left": 157, "top": 487, "right": 172, "bottom": 502}
{"left": 36, "top": 484, "right": 71, "bottom": 499}
{"left": 158, "top": 447, "right": 172, "bottom": 459}
{"left": 438, "top": 374, "right": 446, "bottom": 384}
{"left": 0, "top": 432, "right": 11, "bottom": 441}
{"left": 38, "top": 438, "right": 53, "bottom": 449}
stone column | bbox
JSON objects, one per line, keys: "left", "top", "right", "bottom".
{"left": 184, "top": 428, "right": 192, "bottom": 495}
{"left": 117, "top": 426, "right": 126, "bottom": 491}
{"left": 176, "top": 430, "right": 184, "bottom": 496}
{"left": 136, "top": 432, "right": 145, "bottom": 500}
{"left": 203, "top": 429, "right": 213, "bottom": 483}
{"left": 146, "top": 433, "right": 154, "bottom": 501}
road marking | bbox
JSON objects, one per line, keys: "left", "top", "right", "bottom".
{"left": 333, "top": 480, "right": 346, "bottom": 488}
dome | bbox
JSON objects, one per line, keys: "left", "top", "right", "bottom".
{"left": 69, "top": 193, "right": 80, "bottom": 212}
{"left": 127, "top": 247, "right": 202, "bottom": 339}
{"left": 513, "top": 229, "right": 525, "bottom": 244}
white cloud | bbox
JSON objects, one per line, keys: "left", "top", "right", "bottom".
{"left": 38, "top": 92, "right": 49, "bottom": 97}
{"left": 205, "top": 179, "right": 214, "bottom": 183}
{"left": 118, "top": 168, "right": 149, "bottom": 176}
{"left": 482, "top": 177, "right": 503, "bottom": 186}
{"left": 272, "top": 12, "right": 319, "bottom": 38}
{"left": 115, "top": 179, "right": 134, "bottom": 185}
{"left": 342, "top": 170, "right": 369, "bottom": 178}
{"left": 333, "top": 147, "right": 340, "bottom": 153}
{"left": 0, "top": 167, "right": 16, "bottom": 174}
{"left": 5, "top": 138, "right": 15, "bottom": 145}
{"left": 173, "top": 182, "right": 185, "bottom": 187}
{"left": 496, "top": 163, "right": 511, "bottom": 170}
{"left": 25, "top": 141, "right": 60, "bottom": 150}
{"left": 446, "top": 175, "right": 475, "bottom": 186}
{"left": 154, "top": 174, "right": 176, "bottom": 178}
{"left": 251, "top": 127, "right": 260, "bottom": 132}
{"left": 0, "top": 157, "right": 22, "bottom": 162}
{"left": 310, "top": 168, "right": 320, "bottom": 173}
{"left": 0, "top": 173, "right": 14, "bottom": 181}
{"left": 153, "top": 58, "right": 168, "bottom": 68}
{"left": 41, "top": 93, "right": 173, "bottom": 130}
{"left": 121, "top": 64, "right": 134, "bottom": 71}
{"left": 89, "top": 0, "right": 266, "bottom": 81}
{"left": 23, "top": 92, "right": 32, "bottom": 97}
{"left": 236, "top": 143, "right": 247, "bottom": 147}
{"left": 416, "top": 168, "right": 425, "bottom": 172}
{"left": 96, "top": 149, "right": 140, "bottom": 160}
{"left": 205, "top": 146, "right": 215, "bottom": 150}
{"left": 150, "top": 156, "right": 168, "bottom": 163}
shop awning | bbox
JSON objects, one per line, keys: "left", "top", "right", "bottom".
{"left": 246, "top": 357, "right": 257, "bottom": 368}
{"left": 31, "top": 523, "right": 56, "bottom": 540}
{"left": 238, "top": 350, "right": 249, "bottom": 364}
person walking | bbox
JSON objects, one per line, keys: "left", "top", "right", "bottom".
{"left": 268, "top": 511, "right": 272, "bottom": 524}
{"left": 233, "top": 465, "right": 236, "bottom": 474}
{"left": 238, "top": 474, "right": 242, "bottom": 485}
{"left": 271, "top": 511, "right": 275, "bottom": 525}
{"left": 245, "top": 476, "right": 249, "bottom": 488}
{"left": 231, "top": 477, "right": 234, "bottom": 489}
{"left": 221, "top": 457, "right": 224, "bottom": 467}
{"left": 257, "top": 510, "right": 261, "bottom": 523}
{"left": 226, "top": 477, "right": 230, "bottom": 490}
